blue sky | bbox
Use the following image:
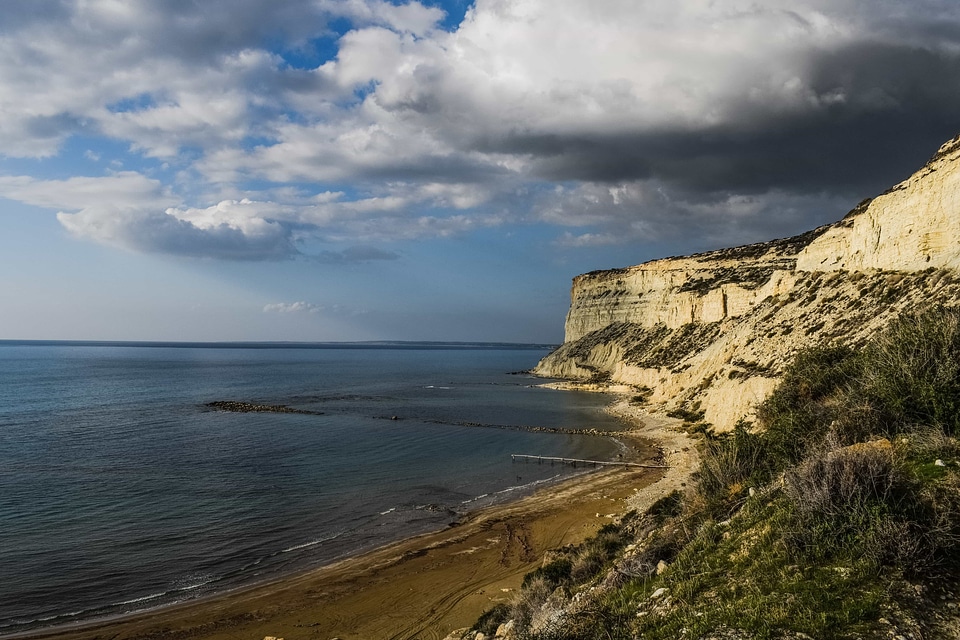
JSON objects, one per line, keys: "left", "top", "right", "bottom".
{"left": 1, "top": 0, "right": 960, "bottom": 342}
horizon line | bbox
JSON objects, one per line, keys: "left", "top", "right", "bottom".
{"left": 0, "top": 339, "right": 559, "bottom": 350}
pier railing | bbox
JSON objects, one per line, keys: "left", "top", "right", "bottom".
{"left": 510, "top": 454, "right": 667, "bottom": 469}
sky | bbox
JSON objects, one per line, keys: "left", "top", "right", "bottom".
{"left": 2, "top": 0, "right": 960, "bottom": 343}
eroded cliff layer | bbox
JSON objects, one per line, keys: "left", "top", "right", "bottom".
{"left": 536, "top": 135, "right": 960, "bottom": 430}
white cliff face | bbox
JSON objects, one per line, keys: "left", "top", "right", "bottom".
{"left": 797, "top": 136, "right": 960, "bottom": 273}
{"left": 536, "top": 135, "right": 960, "bottom": 431}
{"left": 564, "top": 256, "right": 798, "bottom": 341}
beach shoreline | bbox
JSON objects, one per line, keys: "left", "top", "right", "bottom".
{"left": 9, "top": 393, "right": 692, "bottom": 640}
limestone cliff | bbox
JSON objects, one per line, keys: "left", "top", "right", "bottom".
{"left": 535, "top": 135, "right": 960, "bottom": 430}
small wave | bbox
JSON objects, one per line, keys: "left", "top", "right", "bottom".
{"left": 113, "top": 577, "right": 218, "bottom": 609}
{"left": 458, "top": 477, "right": 561, "bottom": 508}
{"left": 115, "top": 591, "right": 168, "bottom": 607}
{"left": 414, "top": 503, "right": 451, "bottom": 512}
{"left": 281, "top": 532, "right": 344, "bottom": 554}
{"left": 379, "top": 507, "right": 397, "bottom": 516}
{"left": 172, "top": 576, "right": 218, "bottom": 592}
{"left": 0, "top": 609, "right": 87, "bottom": 629}
{"left": 0, "top": 576, "right": 221, "bottom": 633}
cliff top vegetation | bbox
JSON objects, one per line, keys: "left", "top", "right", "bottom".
{"left": 468, "top": 308, "right": 960, "bottom": 639}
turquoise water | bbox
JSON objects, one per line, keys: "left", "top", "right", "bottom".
{"left": 0, "top": 343, "right": 631, "bottom": 635}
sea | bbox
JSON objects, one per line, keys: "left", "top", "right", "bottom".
{"left": 0, "top": 342, "right": 639, "bottom": 636}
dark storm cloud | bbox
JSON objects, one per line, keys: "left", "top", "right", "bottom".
{"left": 485, "top": 42, "right": 960, "bottom": 201}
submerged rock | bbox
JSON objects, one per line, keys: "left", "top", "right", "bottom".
{"left": 206, "top": 400, "right": 322, "bottom": 415}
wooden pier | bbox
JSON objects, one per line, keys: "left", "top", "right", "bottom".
{"left": 510, "top": 454, "right": 667, "bottom": 469}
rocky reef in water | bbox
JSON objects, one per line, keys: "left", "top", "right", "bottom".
{"left": 205, "top": 400, "right": 322, "bottom": 415}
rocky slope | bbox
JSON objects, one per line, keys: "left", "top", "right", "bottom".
{"left": 535, "top": 135, "right": 960, "bottom": 430}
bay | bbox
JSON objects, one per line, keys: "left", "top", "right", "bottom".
{"left": 0, "top": 343, "right": 628, "bottom": 635}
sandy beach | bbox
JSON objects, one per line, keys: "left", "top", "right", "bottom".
{"left": 13, "top": 399, "right": 691, "bottom": 640}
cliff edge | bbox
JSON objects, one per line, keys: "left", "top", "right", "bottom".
{"left": 535, "top": 135, "right": 960, "bottom": 430}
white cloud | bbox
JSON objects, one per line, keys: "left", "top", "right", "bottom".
{"left": 0, "top": 172, "right": 177, "bottom": 211}
{"left": 264, "top": 301, "right": 322, "bottom": 313}
{"left": 57, "top": 206, "right": 297, "bottom": 260}
{"left": 336, "top": 0, "right": 848, "bottom": 141}
{"left": 0, "top": 1, "right": 341, "bottom": 158}
{"left": 553, "top": 232, "right": 623, "bottom": 248}
{"left": 317, "top": 0, "right": 444, "bottom": 35}
{"left": 0, "top": 0, "right": 959, "bottom": 259}
{"left": 0, "top": 172, "right": 496, "bottom": 259}
{"left": 0, "top": 174, "right": 293, "bottom": 259}
{"left": 192, "top": 0, "right": 960, "bottom": 217}
{"left": 263, "top": 300, "right": 368, "bottom": 315}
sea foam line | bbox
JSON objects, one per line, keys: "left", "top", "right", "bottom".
{"left": 0, "top": 577, "right": 221, "bottom": 633}
{"left": 457, "top": 473, "right": 564, "bottom": 508}
{"left": 281, "top": 531, "right": 344, "bottom": 554}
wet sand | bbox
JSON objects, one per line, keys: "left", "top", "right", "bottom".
{"left": 15, "top": 403, "right": 688, "bottom": 640}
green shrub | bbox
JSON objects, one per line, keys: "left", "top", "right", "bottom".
{"left": 569, "top": 550, "right": 605, "bottom": 583}
{"left": 528, "top": 593, "right": 636, "bottom": 640}
{"left": 853, "top": 309, "right": 960, "bottom": 435}
{"left": 646, "top": 489, "right": 683, "bottom": 523}
{"left": 631, "top": 385, "right": 652, "bottom": 404}
{"left": 757, "top": 344, "right": 860, "bottom": 466}
{"left": 666, "top": 405, "right": 706, "bottom": 424}
{"left": 567, "top": 523, "right": 633, "bottom": 584}
{"left": 472, "top": 603, "right": 511, "bottom": 636}
{"left": 510, "top": 575, "right": 555, "bottom": 633}
{"left": 755, "top": 308, "right": 960, "bottom": 457}
{"left": 522, "top": 558, "right": 572, "bottom": 590}
{"left": 696, "top": 423, "right": 769, "bottom": 516}
{"left": 783, "top": 440, "right": 923, "bottom": 567}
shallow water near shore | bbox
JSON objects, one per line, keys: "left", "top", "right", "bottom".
{"left": 0, "top": 343, "right": 631, "bottom": 635}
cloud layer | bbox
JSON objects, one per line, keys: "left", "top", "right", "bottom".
{"left": 2, "top": 0, "right": 960, "bottom": 259}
